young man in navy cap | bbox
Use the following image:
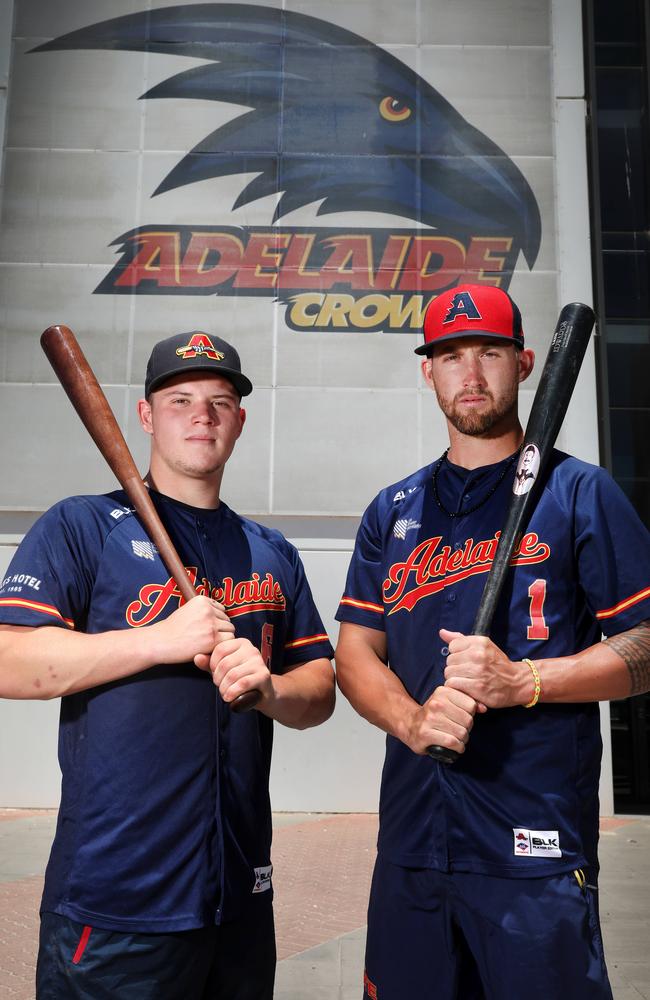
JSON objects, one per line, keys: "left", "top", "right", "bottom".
{"left": 335, "top": 284, "right": 650, "bottom": 999}
{"left": 0, "top": 331, "right": 335, "bottom": 999}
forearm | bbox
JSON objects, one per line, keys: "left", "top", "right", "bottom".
{"left": 0, "top": 596, "right": 235, "bottom": 700}
{"left": 336, "top": 634, "right": 419, "bottom": 745}
{"left": 337, "top": 623, "right": 479, "bottom": 756}
{"left": 0, "top": 624, "right": 165, "bottom": 699}
{"left": 443, "top": 621, "right": 650, "bottom": 708}
{"left": 259, "top": 658, "right": 335, "bottom": 730}
{"left": 536, "top": 621, "right": 650, "bottom": 704}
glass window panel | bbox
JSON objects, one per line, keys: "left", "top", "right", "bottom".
{"left": 595, "top": 44, "right": 643, "bottom": 68}
{"left": 597, "top": 126, "right": 648, "bottom": 230}
{"left": 602, "top": 250, "right": 650, "bottom": 318}
{"left": 596, "top": 66, "right": 646, "bottom": 111}
{"left": 610, "top": 410, "right": 650, "bottom": 480}
{"left": 594, "top": 0, "right": 642, "bottom": 45}
{"left": 606, "top": 338, "right": 650, "bottom": 408}
{"left": 615, "top": 478, "right": 650, "bottom": 525}
{"left": 601, "top": 232, "right": 650, "bottom": 252}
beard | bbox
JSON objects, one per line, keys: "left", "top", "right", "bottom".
{"left": 434, "top": 382, "right": 519, "bottom": 436}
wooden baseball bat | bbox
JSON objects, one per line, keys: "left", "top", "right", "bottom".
{"left": 40, "top": 323, "right": 261, "bottom": 713}
{"left": 427, "top": 301, "right": 596, "bottom": 763}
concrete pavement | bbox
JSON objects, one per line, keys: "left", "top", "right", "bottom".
{"left": 1, "top": 810, "right": 649, "bottom": 999}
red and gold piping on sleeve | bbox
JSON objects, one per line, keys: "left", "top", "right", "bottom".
{"left": 596, "top": 586, "right": 650, "bottom": 621}
{"left": 284, "top": 633, "right": 330, "bottom": 650}
{"left": 0, "top": 597, "right": 75, "bottom": 628}
{"left": 338, "top": 597, "right": 384, "bottom": 615}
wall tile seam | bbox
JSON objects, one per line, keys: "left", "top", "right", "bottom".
{"left": 11, "top": 39, "right": 553, "bottom": 52}
{"left": 272, "top": 386, "right": 423, "bottom": 394}
{"left": 5, "top": 146, "right": 142, "bottom": 154}
{"left": 0, "top": 262, "right": 115, "bottom": 268}
{"left": 0, "top": 507, "right": 48, "bottom": 513}
{"left": 0, "top": 379, "right": 556, "bottom": 390}
{"left": 0, "top": 382, "right": 433, "bottom": 390}
{"left": 0, "top": 263, "right": 559, "bottom": 269}
{"left": 3, "top": 147, "right": 557, "bottom": 159}
{"left": 410, "top": 45, "right": 553, "bottom": 53}
{"left": 0, "top": 539, "right": 357, "bottom": 549}
{"left": 0, "top": 381, "right": 140, "bottom": 389}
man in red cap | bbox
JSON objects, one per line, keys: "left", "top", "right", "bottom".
{"left": 335, "top": 283, "right": 650, "bottom": 999}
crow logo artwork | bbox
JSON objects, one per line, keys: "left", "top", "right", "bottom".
{"left": 32, "top": 4, "right": 541, "bottom": 333}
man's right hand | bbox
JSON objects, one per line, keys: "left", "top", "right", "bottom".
{"left": 150, "top": 596, "right": 235, "bottom": 668}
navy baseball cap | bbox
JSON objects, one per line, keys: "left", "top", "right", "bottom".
{"left": 415, "top": 284, "right": 525, "bottom": 355}
{"left": 145, "top": 331, "right": 253, "bottom": 398}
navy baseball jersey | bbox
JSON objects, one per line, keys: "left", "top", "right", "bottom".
{"left": 336, "top": 450, "right": 650, "bottom": 877}
{"left": 0, "top": 489, "right": 333, "bottom": 932}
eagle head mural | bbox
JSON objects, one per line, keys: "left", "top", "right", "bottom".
{"left": 32, "top": 3, "right": 542, "bottom": 334}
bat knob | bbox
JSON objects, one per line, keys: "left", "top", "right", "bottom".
{"left": 230, "top": 688, "right": 262, "bottom": 714}
{"left": 426, "top": 744, "right": 459, "bottom": 765}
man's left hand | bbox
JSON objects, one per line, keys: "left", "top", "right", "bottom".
{"left": 440, "top": 628, "right": 531, "bottom": 709}
{"left": 208, "top": 637, "right": 274, "bottom": 705}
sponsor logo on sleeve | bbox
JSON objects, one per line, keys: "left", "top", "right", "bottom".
{"left": 513, "top": 828, "right": 562, "bottom": 858}
{"left": 0, "top": 574, "right": 42, "bottom": 594}
{"left": 393, "top": 518, "right": 421, "bottom": 540}
{"left": 110, "top": 506, "right": 132, "bottom": 520}
{"left": 392, "top": 487, "right": 419, "bottom": 502}
{"left": 131, "top": 539, "right": 158, "bottom": 561}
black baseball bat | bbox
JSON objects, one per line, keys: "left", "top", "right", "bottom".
{"left": 427, "top": 301, "right": 596, "bottom": 764}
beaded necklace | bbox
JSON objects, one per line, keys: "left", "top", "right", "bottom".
{"left": 431, "top": 448, "right": 519, "bottom": 519}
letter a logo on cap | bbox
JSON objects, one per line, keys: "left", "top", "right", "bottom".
{"left": 175, "top": 333, "right": 225, "bottom": 361}
{"left": 443, "top": 291, "right": 482, "bottom": 325}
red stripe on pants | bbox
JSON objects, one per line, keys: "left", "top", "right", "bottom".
{"left": 71, "top": 925, "right": 92, "bottom": 965}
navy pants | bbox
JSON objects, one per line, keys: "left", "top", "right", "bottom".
{"left": 36, "top": 905, "right": 275, "bottom": 1000}
{"left": 364, "top": 856, "right": 613, "bottom": 1000}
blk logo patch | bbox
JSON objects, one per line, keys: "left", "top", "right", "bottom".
{"left": 252, "top": 864, "right": 273, "bottom": 894}
{"left": 513, "top": 827, "right": 562, "bottom": 858}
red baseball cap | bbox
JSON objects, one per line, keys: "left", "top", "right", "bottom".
{"left": 414, "top": 284, "right": 524, "bottom": 355}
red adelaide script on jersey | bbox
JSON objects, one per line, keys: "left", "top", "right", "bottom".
{"left": 126, "top": 569, "right": 286, "bottom": 627}
{"left": 384, "top": 531, "right": 550, "bottom": 614}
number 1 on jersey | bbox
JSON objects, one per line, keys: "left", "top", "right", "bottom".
{"left": 527, "top": 579, "right": 549, "bottom": 640}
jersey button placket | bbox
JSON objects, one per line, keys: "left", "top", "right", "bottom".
{"left": 438, "top": 524, "right": 457, "bottom": 873}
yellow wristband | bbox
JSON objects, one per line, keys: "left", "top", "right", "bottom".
{"left": 522, "top": 658, "right": 541, "bottom": 708}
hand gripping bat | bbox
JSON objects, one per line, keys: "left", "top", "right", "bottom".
{"left": 40, "top": 323, "right": 261, "bottom": 713}
{"left": 426, "top": 301, "right": 596, "bottom": 763}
